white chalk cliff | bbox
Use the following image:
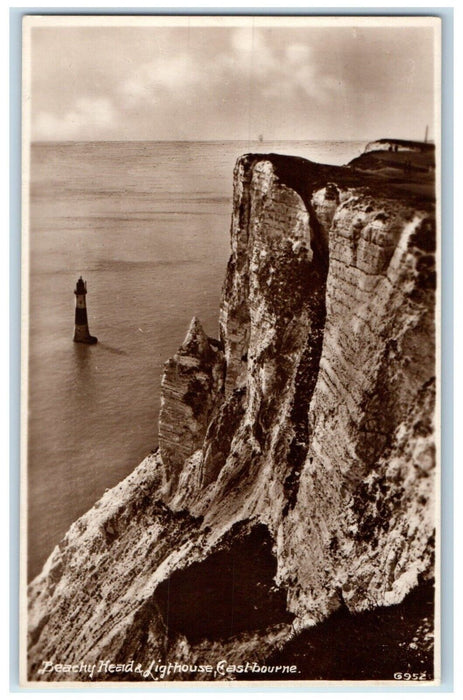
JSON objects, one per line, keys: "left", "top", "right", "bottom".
{"left": 27, "top": 152, "right": 436, "bottom": 682}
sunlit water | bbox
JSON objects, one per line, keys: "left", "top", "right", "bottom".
{"left": 27, "top": 139, "right": 366, "bottom": 579}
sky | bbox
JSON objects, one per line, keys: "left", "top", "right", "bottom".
{"left": 28, "top": 19, "right": 438, "bottom": 142}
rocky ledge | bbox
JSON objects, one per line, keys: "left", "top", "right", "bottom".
{"left": 27, "top": 149, "right": 437, "bottom": 683}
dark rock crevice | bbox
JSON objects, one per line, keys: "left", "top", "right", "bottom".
{"left": 153, "top": 523, "right": 293, "bottom": 643}
{"left": 282, "top": 228, "right": 329, "bottom": 514}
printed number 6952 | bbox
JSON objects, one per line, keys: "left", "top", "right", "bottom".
{"left": 394, "top": 672, "right": 428, "bottom": 680}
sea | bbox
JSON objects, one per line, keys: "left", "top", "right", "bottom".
{"left": 27, "top": 139, "right": 366, "bottom": 580}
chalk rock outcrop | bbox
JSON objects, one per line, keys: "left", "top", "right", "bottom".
{"left": 158, "top": 316, "right": 224, "bottom": 490}
{"left": 27, "top": 152, "right": 436, "bottom": 683}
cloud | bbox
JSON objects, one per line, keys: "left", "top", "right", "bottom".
{"left": 30, "top": 24, "right": 435, "bottom": 141}
{"left": 223, "top": 32, "right": 338, "bottom": 104}
{"left": 119, "top": 53, "right": 203, "bottom": 106}
{"left": 31, "top": 26, "right": 343, "bottom": 141}
{"left": 117, "top": 27, "right": 337, "bottom": 113}
{"left": 34, "top": 97, "right": 116, "bottom": 140}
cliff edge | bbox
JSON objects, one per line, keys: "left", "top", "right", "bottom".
{"left": 27, "top": 152, "right": 436, "bottom": 682}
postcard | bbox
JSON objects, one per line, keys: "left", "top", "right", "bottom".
{"left": 20, "top": 14, "right": 441, "bottom": 687}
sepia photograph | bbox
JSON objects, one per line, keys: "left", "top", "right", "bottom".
{"left": 21, "top": 15, "right": 440, "bottom": 687}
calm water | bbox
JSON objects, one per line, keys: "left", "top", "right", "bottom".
{"left": 27, "top": 139, "right": 366, "bottom": 579}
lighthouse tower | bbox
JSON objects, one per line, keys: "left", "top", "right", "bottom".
{"left": 73, "top": 276, "right": 98, "bottom": 344}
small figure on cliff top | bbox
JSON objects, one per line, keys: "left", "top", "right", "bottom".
{"left": 73, "top": 276, "right": 98, "bottom": 344}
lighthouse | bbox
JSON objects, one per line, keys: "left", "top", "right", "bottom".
{"left": 73, "top": 276, "right": 98, "bottom": 344}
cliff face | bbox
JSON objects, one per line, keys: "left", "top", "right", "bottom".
{"left": 27, "top": 153, "right": 436, "bottom": 682}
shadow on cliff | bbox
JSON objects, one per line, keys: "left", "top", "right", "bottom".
{"left": 242, "top": 580, "right": 434, "bottom": 681}
{"left": 154, "top": 522, "right": 293, "bottom": 642}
